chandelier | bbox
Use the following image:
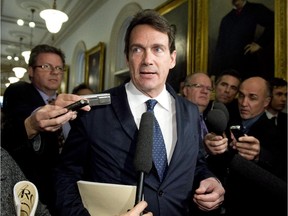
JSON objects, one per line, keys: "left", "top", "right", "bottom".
{"left": 40, "top": 0, "right": 69, "bottom": 34}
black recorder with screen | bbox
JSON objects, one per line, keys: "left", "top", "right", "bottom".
{"left": 65, "top": 93, "right": 111, "bottom": 111}
{"left": 230, "top": 125, "right": 245, "bottom": 141}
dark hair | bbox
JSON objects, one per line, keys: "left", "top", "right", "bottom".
{"left": 269, "top": 77, "right": 287, "bottom": 88}
{"left": 28, "top": 44, "right": 65, "bottom": 67}
{"left": 124, "top": 9, "right": 176, "bottom": 59}
{"left": 72, "top": 83, "right": 94, "bottom": 94}
{"left": 215, "top": 69, "right": 242, "bottom": 85}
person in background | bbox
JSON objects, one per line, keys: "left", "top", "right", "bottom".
{"left": 183, "top": 73, "right": 225, "bottom": 216}
{"left": 210, "top": 0, "right": 274, "bottom": 80}
{"left": 72, "top": 83, "right": 94, "bottom": 95}
{"left": 1, "top": 44, "right": 90, "bottom": 215}
{"left": 54, "top": 9, "right": 224, "bottom": 216}
{"left": 204, "top": 69, "right": 242, "bottom": 124}
{"left": 265, "top": 77, "right": 287, "bottom": 181}
{"left": 204, "top": 76, "right": 286, "bottom": 216}
{"left": 183, "top": 73, "right": 213, "bottom": 114}
{"left": 265, "top": 77, "right": 287, "bottom": 123}
{"left": 182, "top": 73, "right": 214, "bottom": 155}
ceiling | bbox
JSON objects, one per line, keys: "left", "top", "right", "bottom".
{"left": 1, "top": 0, "right": 106, "bottom": 94}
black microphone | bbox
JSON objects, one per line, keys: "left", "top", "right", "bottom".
{"left": 133, "top": 111, "right": 153, "bottom": 205}
{"left": 205, "top": 109, "right": 228, "bottom": 135}
{"left": 230, "top": 154, "right": 287, "bottom": 198}
{"left": 212, "top": 101, "right": 229, "bottom": 120}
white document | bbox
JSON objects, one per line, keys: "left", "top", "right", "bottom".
{"left": 77, "top": 180, "right": 136, "bottom": 216}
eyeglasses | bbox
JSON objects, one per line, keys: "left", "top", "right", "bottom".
{"left": 33, "top": 63, "right": 65, "bottom": 74}
{"left": 185, "top": 83, "right": 213, "bottom": 92}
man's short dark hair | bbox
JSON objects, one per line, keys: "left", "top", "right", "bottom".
{"left": 269, "top": 77, "right": 287, "bottom": 88}
{"left": 28, "top": 44, "right": 65, "bottom": 67}
{"left": 72, "top": 83, "right": 94, "bottom": 94}
{"left": 215, "top": 69, "right": 241, "bottom": 85}
{"left": 124, "top": 9, "right": 176, "bottom": 59}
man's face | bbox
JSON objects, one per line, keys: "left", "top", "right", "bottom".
{"left": 29, "top": 53, "right": 64, "bottom": 95}
{"left": 238, "top": 77, "right": 270, "bottom": 120}
{"left": 127, "top": 24, "right": 176, "bottom": 98}
{"left": 215, "top": 75, "right": 240, "bottom": 104}
{"left": 183, "top": 74, "right": 212, "bottom": 112}
{"left": 269, "top": 86, "right": 287, "bottom": 112}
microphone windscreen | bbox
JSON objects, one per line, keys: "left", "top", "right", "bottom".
{"left": 206, "top": 109, "right": 228, "bottom": 135}
{"left": 133, "top": 111, "right": 153, "bottom": 173}
{"left": 213, "top": 102, "right": 229, "bottom": 121}
{"left": 230, "top": 154, "right": 287, "bottom": 197}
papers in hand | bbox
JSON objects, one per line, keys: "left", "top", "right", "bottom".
{"left": 13, "top": 181, "right": 39, "bottom": 216}
{"left": 77, "top": 180, "right": 136, "bottom": 216}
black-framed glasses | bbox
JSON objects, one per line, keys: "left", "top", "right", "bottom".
{"left": 33, "top": 63, "right": 65, "bottom": 74}
{"left": 185, "top": 83, "right": 213, "bottom": 92}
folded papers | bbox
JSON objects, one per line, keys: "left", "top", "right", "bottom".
{"left": 77, "top": 180, "right": 136, "bottom": 216}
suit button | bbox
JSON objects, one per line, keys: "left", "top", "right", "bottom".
{"left": 158, "top": 190, "right": 164, "bottom": 196}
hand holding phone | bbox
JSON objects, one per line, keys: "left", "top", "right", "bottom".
{"left": 230, "top": 125, "right": 245, "bottom": 141}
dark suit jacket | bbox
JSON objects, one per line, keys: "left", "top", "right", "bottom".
{"left": 224, "top": 113, "right": 287, "bottom": 216}
{"left": 55, "top": 83, "right": 216, "bottom": 216}
{"left": 1, "top": 81, "right": 60, "bottom": 214}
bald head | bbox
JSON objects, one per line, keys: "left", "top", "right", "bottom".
{"left": 238, "top": 77, "right": 271, "bottom": 120}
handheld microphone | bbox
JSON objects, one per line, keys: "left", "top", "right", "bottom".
{"left": 133, "top": 111, "right": 153, "bottom": 205}
{"left": 212, "top": 101, "right": 229, "bottom": 120}
{"left": 206, "top": 109, "right": 228, "bottom": 135}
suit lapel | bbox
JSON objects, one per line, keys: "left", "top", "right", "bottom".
{"left": 110, "top": 85, "right": 138, "bottom": 140}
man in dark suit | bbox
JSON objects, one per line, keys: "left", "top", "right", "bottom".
{"left": 265, "top": 77, "right": 287, "bottom": 181}
{"left": 204, "top": 76, "right": 286, "bottom": 216}
{"left": 1, "top": 44, "right": 89, "bottom": 215}
{"left": 54, "top": 9, "right": 225, "bottom": 216}
{"left": 210, "top": 0, "right": 274, "bottom": 80}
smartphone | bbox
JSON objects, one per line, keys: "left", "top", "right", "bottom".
{"left": 230, "top": 125, "right": 245, "bottom": 141}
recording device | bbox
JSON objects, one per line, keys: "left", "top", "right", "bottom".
{"left": 133, "top": 112, "right": 153, "bottom": 206}
{"left": 65, "top": 93, "right": 111, "bottom": 111}
{"left": 230, "top": 125, "right": 245, "bottom": 141}
{"left": 65, "top": 99, "right": 89, "bottom": 111}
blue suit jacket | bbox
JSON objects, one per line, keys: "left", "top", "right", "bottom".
{"left": 55, "top": 83, "right": 215, "bottom": 216}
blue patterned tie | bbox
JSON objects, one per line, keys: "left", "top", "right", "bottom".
{"left": 146, "top": 99, "right": 168, "bottom": 182}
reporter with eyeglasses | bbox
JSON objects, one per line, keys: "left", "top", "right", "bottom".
{"left": 1, "top": 44, "right": 90, "bottom": 215}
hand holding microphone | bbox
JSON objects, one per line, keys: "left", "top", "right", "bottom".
{"left": 204, "top": 102, "right": 229, "bottom": 155}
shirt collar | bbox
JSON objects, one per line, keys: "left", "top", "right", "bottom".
{"left": 34, "top": 85, "right": 57, "bottom": 104}
{"left": 126, "top": 80, "right": 171, "bottom": 112}
{"left": 265, "top": 110, "right": 278, "bottom": 119}
{"left": 242, "top": 112, "right": 264, "bottom": 133}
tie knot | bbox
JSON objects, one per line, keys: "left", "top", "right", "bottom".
{"left": 146, "top": 99, "right": 158, "bottom": 112}
{"left": 47, "top": 98, "right": 55, "bottom": 104}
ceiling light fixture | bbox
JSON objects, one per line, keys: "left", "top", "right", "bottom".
{"left": 12, "top": 67, "right": 27, "bottom": 78}
{"left": 22, "top": 9, "right": 35, "bottom": 64}
{"left": 40, "top": 0, "right": 68, "bottom": 34}
{"left": 13, "top": 37, "right": 27, "bottom": 79}
{"left": 8, "top": 77, "right": 20, "bottom": 83}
